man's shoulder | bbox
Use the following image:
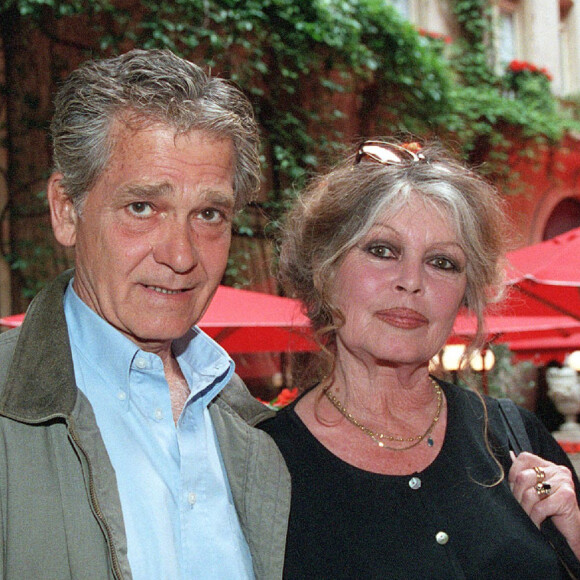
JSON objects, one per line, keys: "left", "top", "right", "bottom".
{"left": 0, "top": 328, "right": 20, "bottom": 391}
{"left": 212, "top": 373, "right": 275, "bottom": 427}
{"left": 0, "top": 326, "right": 20, "bottom": 352}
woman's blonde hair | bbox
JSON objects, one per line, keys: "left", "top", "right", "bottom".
{"left": 278, "top": 139, "right": 512, "bottom": 378}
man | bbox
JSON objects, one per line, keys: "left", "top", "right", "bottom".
{"left": 0, "top": 49, "right": 290, "bottom": 579}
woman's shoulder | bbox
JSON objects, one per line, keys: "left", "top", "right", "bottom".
{"left": 258, "top": 404, "right": 294, "bottom": 435}
{"left": 442, "top": 379, "right": 573, "bottom": 468}
{"left": 435, "top": 377, "right": 485, "bottom": 414}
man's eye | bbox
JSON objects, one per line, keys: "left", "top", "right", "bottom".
{"left": 128, "top": 202, "right": 153, "bottom": 217}
{"left": 199, "top": 208, "right": 223, "bottom": 223}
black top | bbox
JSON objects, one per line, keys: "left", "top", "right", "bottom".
{"left": 260, "top": 381, "right": 579, "bottom": 579}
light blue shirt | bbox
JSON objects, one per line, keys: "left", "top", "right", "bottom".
{"left": 63, "top": 283, "right": 254, "bottom": 580}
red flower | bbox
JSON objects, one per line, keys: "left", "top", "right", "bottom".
{"left": 274, "top": 387, "right": 299, "bottom": 407}
{"left": 540, "top": 67, "right": 553, "bottom": 81}
{"left": 507, "top": 59, "right": 552, "bottom": 81}
{"left": 417, "top": 28, "right": 452, "bottom": 44}
{"left": 258, "top": 387, "right": 300, "bottom": 409}
{"left": 558, "top": 440, "right": 580, "bottom": 454}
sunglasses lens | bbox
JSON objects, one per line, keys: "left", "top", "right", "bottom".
{"left": 356, "top": 142, "right": 419, "bottom": 166}
{"left": 362, "top": 145, "right": 406, "bottom": 163}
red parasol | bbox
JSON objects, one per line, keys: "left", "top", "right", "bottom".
{"left": 0, "top": 285, "right": 316, "bottom": 354}
{"left": 451, "top": 310, "right": 580, "bottom": 363}
{"left": 0, "top": 313, "right": 24, "bottom": 328}
{"left": 452, "top": 312, "right": 580, "bottom": 343}
{"left": 199, "top": 285, "right": 315, "bottom": 353}
{"left": 449, "top": 226, "right": 580, "bottom": 362}
{"left": 503, "top": 227, "right": 580, "bottom": 321}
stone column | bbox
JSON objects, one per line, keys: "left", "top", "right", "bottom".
{"left": 521, "top": 0, "right": 562, "bottom": 94}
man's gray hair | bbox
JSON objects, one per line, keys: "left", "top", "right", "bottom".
{"left": 50, "top": 49, "right": 261, "bottom": 211}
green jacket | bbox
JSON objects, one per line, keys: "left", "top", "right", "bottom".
{"left": 0, "top": 271, "right": 290, "bottom": 579}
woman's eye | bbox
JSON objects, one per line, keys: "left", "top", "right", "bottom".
{"left": 368, "top": 245, "right": 395, "bottom": 259}
{"left": 430, "top": 256, "right": 458, "bottom": 271}
{"left": 128, "top": 202, "right": 153, "bottom": 217}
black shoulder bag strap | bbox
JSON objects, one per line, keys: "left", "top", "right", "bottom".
{"left": 497, "top": 398, "right": 580, "bottom": 579}
{"left": 498, "top": 397, "right": 531, "bottom": 455}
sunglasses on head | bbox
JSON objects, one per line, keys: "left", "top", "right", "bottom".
{"left": 355, "top": 140, "right": 425, "bottom": 166}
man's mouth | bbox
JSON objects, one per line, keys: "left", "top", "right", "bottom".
{"left": 147, "top": 285, "right": 187, "bottom": 295}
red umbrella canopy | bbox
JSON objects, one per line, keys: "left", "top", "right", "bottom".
{"left": 452, "top": 311, "right": 580, "bottom": 343}
{"left": 0, "top": 313, "right": 24, "bottom": 328}
{"left": 199, "top": 285, "right": 316, "bottom": 353}
{"left": 0, "top": 285, "right": 317, "bottom": 354}
{"left": 449, "top": 228, "right": 580, "bottom": 362}
{"left": 507, "top": 332, "right": 580, "bottom": 365}
{"left": 451, "top": 309, "right": 580, "bottom": 363}
{"left": 504, "top": 226, "right": 580, "bottom": 320}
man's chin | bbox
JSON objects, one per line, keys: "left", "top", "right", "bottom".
{"left": 124, "top": 322, "right": 199, "bottom": 352}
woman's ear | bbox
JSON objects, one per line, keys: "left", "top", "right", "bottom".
{"left": 47, "top": 173, "right": 78, "bottom": 247}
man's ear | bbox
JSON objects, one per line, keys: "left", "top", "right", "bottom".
{"left": 47, "top": 173, "right": 78, "bottom": 247}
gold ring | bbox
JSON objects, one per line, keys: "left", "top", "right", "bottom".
{"left": 535, "top": 482, "right": 552, "bottom": 499}
{"left": 533, "top": 466, "right": 545, "bottom": 485}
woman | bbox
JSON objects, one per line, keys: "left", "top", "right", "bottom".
{"left": 260, "top": 140, "right": 580, "bottom": 579}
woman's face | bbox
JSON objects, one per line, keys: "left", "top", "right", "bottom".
{"left": 331, "top": 195, "right": 467, "bottom": 368}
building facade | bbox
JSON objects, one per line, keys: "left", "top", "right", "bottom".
{"left": 391, "top": 0, "right": 580, "bottom": 98}
{"left": 388, "top": 0, "right": 580, "bottom": 246}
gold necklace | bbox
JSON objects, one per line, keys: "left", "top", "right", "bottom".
{"left": 324, "top": 378, "right": 443, "bottom": 452}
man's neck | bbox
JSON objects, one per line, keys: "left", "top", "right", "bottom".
{"left": 163, "top": 355, "right": 191, "bottom": 424}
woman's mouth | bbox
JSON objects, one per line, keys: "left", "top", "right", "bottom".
{"left": 376, "top": 308, "right": 429, "bottom": 330}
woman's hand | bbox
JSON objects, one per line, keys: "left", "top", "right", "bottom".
{"left": 509, "top": 451, "right": 580, "bottom": 558}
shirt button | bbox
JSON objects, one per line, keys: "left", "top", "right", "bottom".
{"left": 187, "top": 492, "right": 197, "bottom": 506}
{"left": 135, "top": 357, "right": 147, "bottom": 369}
{"left": 409, "top": 477, "right": 422, "bottom": 490}
{"left": 117, "top": 391, "right": 127, "bottom": 401}
{"left": 436, "top": 531, "right": 449, "bottom": 545}
{"left": 154, "top": 408, "right": 164, "bottom": 421}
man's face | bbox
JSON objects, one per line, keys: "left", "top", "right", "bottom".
{"left": 51, "top": 122, "right": 236, "bottom": 356}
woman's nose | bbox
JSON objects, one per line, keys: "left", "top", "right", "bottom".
{"left": 394, "top": 259, "right": 424, "bottom": 295}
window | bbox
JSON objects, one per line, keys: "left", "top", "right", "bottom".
{"left": 493, "top": 1, "right": 523, "bottom": 73}
{"left": 559, "top": 1, "right": 577, "bottom": 94}
{"left": 386, "top": 0, "right": 411, "bottom": 19}
{"left": 498, "top": 11, "right": 517, "bottom": 65}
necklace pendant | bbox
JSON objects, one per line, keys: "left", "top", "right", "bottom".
{"left": 324, "top": 378, "right": 442, "bottom": 452}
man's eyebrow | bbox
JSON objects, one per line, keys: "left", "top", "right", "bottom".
{"left": 120, "top": 182, "right": 173, "bottom": 199}
{"left": 200, "top": 189, "right": 236, "bottom": 209}
{"left": 118, "top": 182, "right": 235, "bottom": 208}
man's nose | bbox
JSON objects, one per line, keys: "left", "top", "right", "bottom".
{"left": 151, "top": 219, "right": 198, "bottom": 273}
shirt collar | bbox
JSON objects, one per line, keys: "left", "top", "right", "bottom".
{"left": 63, "top": 281, "right": 234, "bottom": 405}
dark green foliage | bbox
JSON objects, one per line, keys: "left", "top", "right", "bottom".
{"left": 2, "top": 0, "right": 579, "bottom": 294}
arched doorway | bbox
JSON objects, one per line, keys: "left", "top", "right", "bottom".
{"left": 543, "top": 197, "right": 580, "bottom": 240}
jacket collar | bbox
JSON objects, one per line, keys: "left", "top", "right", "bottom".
{"left": 0, "top": 270, "right": 78, "bottom": 422}
{"left": 1, "top": 269, "right": 277, "bottom": 427}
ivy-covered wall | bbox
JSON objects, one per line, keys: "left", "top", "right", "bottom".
{"left": 1, "top": 0, "right": 579, "bottom": 313}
